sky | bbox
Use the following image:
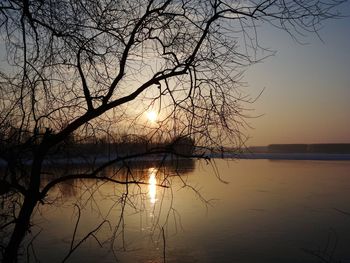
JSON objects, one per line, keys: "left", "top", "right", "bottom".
{"left": 0, "top": 1, "right": 349, "bottom": 147}
{"left": 245, "top": 2, "right": 350, "bottom": 146}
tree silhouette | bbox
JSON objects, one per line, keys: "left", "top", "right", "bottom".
{"left": 0, "top": 0, "right": 345, "bottom": 261}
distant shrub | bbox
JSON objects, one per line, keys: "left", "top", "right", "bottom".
{"left": 171, "top": 136, "right": 195, "bottom": 156}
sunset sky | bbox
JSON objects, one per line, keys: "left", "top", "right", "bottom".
{"left": 245, "top": 2, "right": 350, "bottom": 146}
{"left": 0, "top": 1, "right": 348, "bottom": 148}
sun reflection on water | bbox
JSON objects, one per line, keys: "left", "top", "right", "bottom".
{"left": 148, "top": 167, "right": 157, "bottom": 204}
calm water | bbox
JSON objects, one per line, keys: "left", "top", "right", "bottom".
{"left": 21, "top": 159, "right": 350, "bottom": 262}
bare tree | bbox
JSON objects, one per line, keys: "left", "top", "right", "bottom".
{"left": 0, "top": 0, "right": 345, "bottom": 262}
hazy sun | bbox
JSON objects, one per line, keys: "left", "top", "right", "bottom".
{"left": 146, "top": 111, "right": 157, "bottom": 122}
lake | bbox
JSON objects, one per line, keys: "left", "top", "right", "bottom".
{"left": 19, "top": 159, "right": 350, "bottom": 262}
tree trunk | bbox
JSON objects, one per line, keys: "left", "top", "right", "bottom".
{"left": 3, "top": 195, "right": 38, "bottom": 263}
{"left": 3, "top": 149, "right": 44, "bottom": 263}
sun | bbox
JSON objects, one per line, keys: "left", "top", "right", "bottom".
{"left": 146, "top": 111, "right": 157, "bottom": 122}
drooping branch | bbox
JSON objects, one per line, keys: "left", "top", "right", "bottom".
{"left": 77, "top": 47, "right": 93, "bottom": 111}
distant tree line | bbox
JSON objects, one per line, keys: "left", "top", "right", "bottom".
{"left": 63, "top": 134, "right": 196, "bottom": 158}
{"left": 0, "top": 125, "right": 196, "bottom": 160}
{"left": 268, "top": 144, "right": 350, "bottom": 154}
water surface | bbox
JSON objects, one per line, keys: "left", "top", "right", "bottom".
{"left": 23, "top": 159, "right": 350, "bottom": 262}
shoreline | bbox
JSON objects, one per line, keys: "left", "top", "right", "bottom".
{"left": 222, "top": 153, "right": 350, "bottom": 161}
{"left": 1, "top": 153, "right": 350, "bottom": 167}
